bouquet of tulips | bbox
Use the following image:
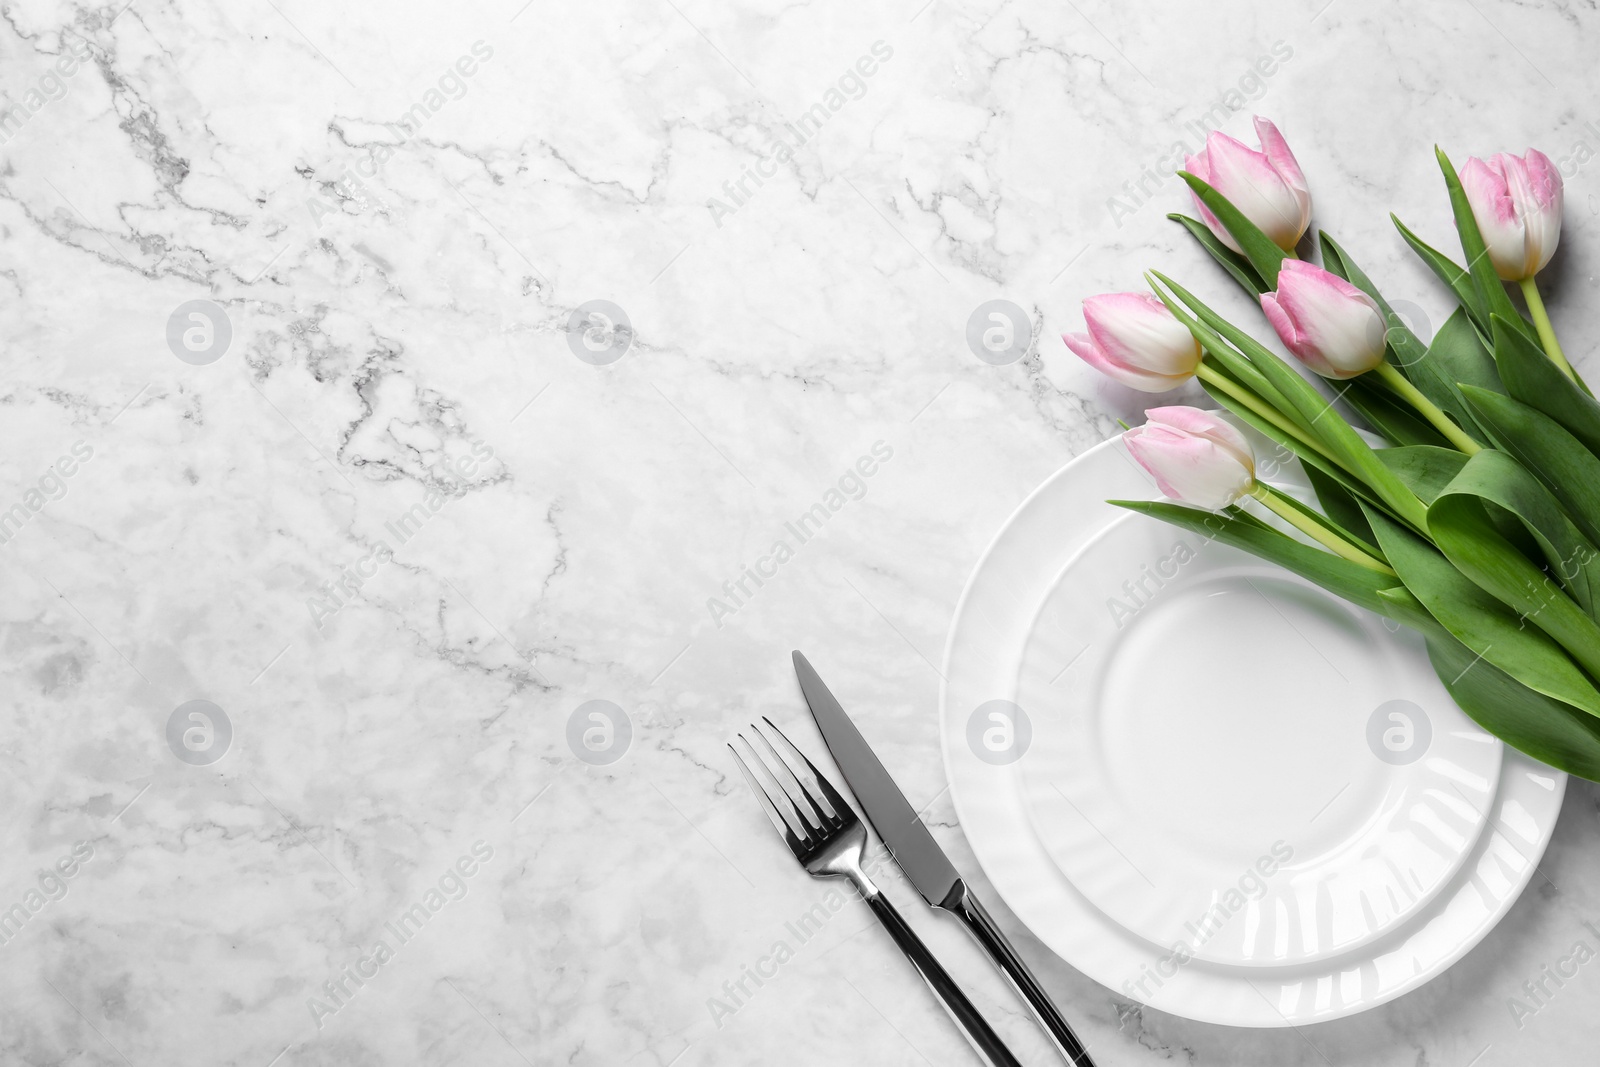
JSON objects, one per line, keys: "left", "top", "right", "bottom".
{"left": 1066, "top": 117, "right": 1600, "bottom": 782}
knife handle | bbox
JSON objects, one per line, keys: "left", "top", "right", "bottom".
{"left": 857, "top": 883, "right": 1023, "bottom": 1067}
{"left": 951, "top": 884, "right": 1098, "bottom": 1066}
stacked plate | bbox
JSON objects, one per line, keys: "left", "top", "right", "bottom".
{"left": 939, "top": 432, "right": 1566, "bottom": 1026}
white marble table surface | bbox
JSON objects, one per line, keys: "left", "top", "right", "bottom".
{"left": 3, "top": 0, "right": 1600, "bottom": 1063}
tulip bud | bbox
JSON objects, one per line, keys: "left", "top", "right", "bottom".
{"left": 1459, "top": 149, "right": 1563, "bottom": 281}
{"left": 1123, "top": 407, "right": 1256, "bottom": 510}
{"left": 1259, "top": 260, "right": 1386, "bottom": 379}
{"left": 1063, "top": 293, "right": 1202, "bottom": 392}
{"left": 1185, "top": 116, "right": 1312, "bottom": 254}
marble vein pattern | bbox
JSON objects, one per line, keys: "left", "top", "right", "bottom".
{"left": 2, "top": 0, "right": 1600, "bottom": 1064}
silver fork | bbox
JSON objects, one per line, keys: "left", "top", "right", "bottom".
{"left": 730, "top": 718, "right": 1023, "bottom": 1067}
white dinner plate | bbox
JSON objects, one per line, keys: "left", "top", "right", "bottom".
{"left": 1016, "top": 509, "right": 1501, "bottom": 967}
{"left": 940, "top": 432, "right": 1566, "bottom": 1026}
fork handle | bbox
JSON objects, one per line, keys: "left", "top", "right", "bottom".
{"left": 860, "top": 885, "right": 1023, "bottom": 1067}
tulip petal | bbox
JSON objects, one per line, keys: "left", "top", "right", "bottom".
{"left": 1461, "top": 155, "right": 1528, "bottom": 280}
{"left": 1253, "top": 116, "right": 1312, "bottom": 242}
{"left": 1277, "top": 257, "right": 1371, "bottom": 303}
{"left": 1125, "top": 413, "right": 1255, "bottom": 510}
{"left": 1523, "top": 148, "right": 1563, "bottom": 212}
{"left": 1260, "top": 289, "right": 1327, "bottom": 374}
{"left": 1083, "top": 292, "right": 1201, "bottom": 377}
{"left": 1253, "top": 116, "right": 1309, "bottom": 199}
{"left": 1506, "top": 149, "right": 1563, "bottom": 275}
{"left": 1269, "top": 260, "right": 1386, "bottom": 379}
{"left": 1145, "top": 405, "right": 1254, "bottom": 467}
{"left": 1203, "top": 130, "right": 1309, "bottom": 251}
{"left": 1063, "top": 332, "right": 1189, "bottom": 393}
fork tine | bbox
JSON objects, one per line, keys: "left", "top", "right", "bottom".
{"left": 730, "top": 735, "right": 812, "bottom": 847}
{"left": 761, "top": 715, "right": 854, "bottom": 821}
{"left": 746, "top": 726, "right": 824, "bottom": 833}
{"left": 758, "top": 716, "right": 836, "bottom": 819}
{"left": 752, "top": 719, "right": 834, "bottom": 827}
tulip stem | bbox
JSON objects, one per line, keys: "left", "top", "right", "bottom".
{"left": 1518, "top": 278, "right": 1578, "bottom": 382}
{"left": 1250, "top": 483, "right": 1397, "bottom": 575}
{"left": 1372, "top": 363, "right": 1482, "bottom": 454}
{"left": 1196, "top": 361, "right": 1341, "bottom": 466}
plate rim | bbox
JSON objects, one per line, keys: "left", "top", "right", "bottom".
{"left": 1008, "top": 482, "right": 1503, "bottom": 968}
{"left": 938, "top": 434, "right": 1567, "bottom": 1026}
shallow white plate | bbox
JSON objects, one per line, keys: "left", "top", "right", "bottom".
{"left": 1016, "top": 508, "right": 1501, "bottom": 967}
{"left": 940, "top": 434, "right": 1566, "bottom": 1026}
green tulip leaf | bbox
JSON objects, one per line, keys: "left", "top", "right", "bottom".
{"left": 1372, "top": 584, "right": 1440, "bottom": 633}
{"left": 1427, "top": 307, "right": 1502, "bottom": 396}
{"left": 1379, "top": 444, "right": 1542, "bottom": 571}
{"left": 1432, "top": 448, "right": 1600, "bottom": 615}
{"left": 1265, "top": 479, "right": 1385, "bottom": 559}
{"left": 1344, "top": 377, "right": 1451, "bottom": 447}
{"left": 1461, "top": 385, "right": 1600, "bottom": 549}
{"left": 1194, "top": 347, "right": 1304, "bottom": 431}
{"left": 1427, "top": 494, "right": 1600, "bottom": 679}
{"left": 1375, "top": 446, "right": 1470, "bottom": 505}
{"left": 1426, "top": 633, "right": 1600, "bottom": 780}
{"left": 1197, "top": 365, "right": 1330, "bottom": 469}
{"left": 1110, "top": 500, "right": 1399, "bottom": 616}
{"left": 1153, "top": 291, "right": 1305, "bottom": 432}
{"left": 1168, "top": 213, "right": 1266, "bottom": 297}
{"left": 1317, "top": 230, "right": 1349, "bottom": 271}
{"left": 1490, "top": 312, "right": 1600, "bottom": 461}
{"left": 1380, "top": 585, "right": 1600, "bottom": 780}
{"left": 1366, "top": 506, "right": 1600, "bottom": 717}
{"left": 1304, "top": 463, "right": 1378, "bottom": 550}
{"left": 1177, "top": 173, "right": 1289, "bottom": 287}
{"left": 1196, "top": 368, "right": 1398, "bottom": 534}
{"left": 1391, "top": 213, "right": 1487, "bottom": 333}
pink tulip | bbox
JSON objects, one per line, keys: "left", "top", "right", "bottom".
{"left": 1186, "top": 117, "right": 1312, "bottom": 253}
{"left": 1124, "top": 407, "right": 1256, "bottom": 510}
{"left": 1459, "top": 149, "right": 1563, "bottom": 281}
{"left": 1259, "top": 260, "right": 1386, "bottom": 380}
{"left": 1063, "top": 293, "right": 1201, "bottom": 392}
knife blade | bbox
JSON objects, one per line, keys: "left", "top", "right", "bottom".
{"left": 793, "top": 650, "right": 1097, "bottom": 1067}
{"left": 792, "top": 650, "right": 962, "bottom": 908}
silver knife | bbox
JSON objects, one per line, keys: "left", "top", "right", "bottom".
{"left": 793, "top": 650, "right": 1097, "bottom": 1067}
